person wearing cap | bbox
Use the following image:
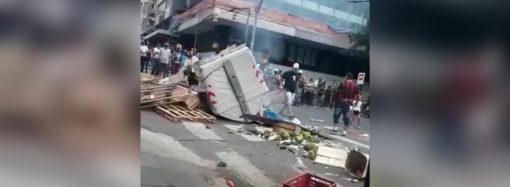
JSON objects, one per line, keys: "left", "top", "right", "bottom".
{"left": 279, "top": 63, "right": 300, "bottom": 117}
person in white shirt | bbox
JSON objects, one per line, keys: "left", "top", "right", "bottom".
{"left": 350, "top": 96, "right": 363, "bottom": 129}
{"left": 160, "top": 43, "right": 172, "bottom": 78}
{"left": 189, "top": 52, "right": 199, "bottom": 73}
{"left": 150, "top": 43, "right": 161, "bottom": 76}
{"left": 140, "top": 41, "right": 149, "bottom": 73}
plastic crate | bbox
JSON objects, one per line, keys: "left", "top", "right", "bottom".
{"left": 283, "top": 173, "right": 336, "bottom": 187}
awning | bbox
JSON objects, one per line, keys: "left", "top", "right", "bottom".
{"left": 143, "top": 29, "right": 178, "bottom": 41}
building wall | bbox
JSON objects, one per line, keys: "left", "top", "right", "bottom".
{"left": 256, "top": 0, "right": 369, "bottom": 32}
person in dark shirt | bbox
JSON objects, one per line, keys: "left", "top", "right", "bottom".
{"left": 333, "top": 72, "right": 360, "bottom": 136}
{"left": 294, "top": 70, "right": 305, "bottom": 106}
{"left": 279, "top": 63, "right": 300, "bottom": 117}
{"left": 317, "top": 78, "right": 326, "bottom": 107}
{"left": 324, "top": 85, "right": 332, "bottom": 108}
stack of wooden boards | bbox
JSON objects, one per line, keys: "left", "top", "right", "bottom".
{"left": 140, "top": 73, "right": 155, "bottom": 83}
{"left": 140, "top": 79, "right": 215, "bottom": 123}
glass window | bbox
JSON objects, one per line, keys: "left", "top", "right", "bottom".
{"left": 304, "top": 48, "right": 312, "bottom": 65}
{"left": 302, "top": 0, "right": 318, "bottom": 11}
{"left": 297, "top": 47, "right": 305, "bottom": 64}
{"left": 311, "top": 50, "right": 317, "bottom": 66}
{"left": 288, "top": 45, "right": 296, "bottom": 62}
{"left": 318, "top": 5, "right": 334, "bottom": 15}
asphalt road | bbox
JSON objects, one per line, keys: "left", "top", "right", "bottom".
{"left": 141, "top": 109, "right": 368, "bottom": 187}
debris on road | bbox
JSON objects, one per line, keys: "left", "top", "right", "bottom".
{"left": 244, "top": 125, "right": 260, "bottom": 135}
{"left": 287, "top": 145, "right": 299, "bottom": 154}
{"left": 345, "top": 150, "right": 369, "bottom": 179}
{"left": 310, "top": 118, "right": 325, "bottom": 123}
{"left": 228, "top": 130, "right": 236, "bottom": 134}
{"left": 217, "top": 161, "right": 227, "bottom": 167}
{"left": 342, "top": 177, "right": 359, "bottom": 183}
{"left": 314, "top": 143, "right": 348, "bottom": 168}
{"left": 140, "top": 79, "right": 216, "bottom": 123}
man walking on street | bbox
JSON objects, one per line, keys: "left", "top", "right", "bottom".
{"left": 279, "top": 63, "right": 300, "bottom": 117}
{"left": 333, "top": 72, "right": 360, "bottom": 136}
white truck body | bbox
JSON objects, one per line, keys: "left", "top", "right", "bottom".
{"left": 198, "top": 45, "right": 269, "bottom": 122}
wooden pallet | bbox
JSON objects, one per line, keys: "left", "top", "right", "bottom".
{"left": 156, "top": 105, "right": 216, "bottom": 123}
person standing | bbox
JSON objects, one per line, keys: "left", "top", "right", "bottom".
{"left": 150, "top": 43, "right": 161, "bottom": 76}
{"left": 317, "top": 78, "right": 326, "bottom": 107}
{"left": 333, "top": 72, "right": 360, "bottom": 136}
{"left": 160, "top": 43, "right": 172, "bottom": 78}
{"left": 350, "top": 96, "right": 363, "bottom": 129}
{"left": 294, "top": 70, "right": 305, "bottom": 106}
{"left": 140, "top": 41, "right": 149, "bottom": 73}
{"left": 188, "top": 50, "right": 199, "bottom": 73}
{"left": 305, "top": 78, "right": 314, "bottom": 106}
{"left": 171, "top": 47, "right": 183, "bottom": 75}
{"left": 279, "top": 63, "right": 300, "bottom": 117}
{"left": 180, "top": 50, "right": 190, "bottom": 72}
{"left": 324, "top": 85, "right": 332, "bottom": 109}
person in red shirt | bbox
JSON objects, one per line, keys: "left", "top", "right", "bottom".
{"left": 333, "top": 72, "right": 360, "bottom": 136}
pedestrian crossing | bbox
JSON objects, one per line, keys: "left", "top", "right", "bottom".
{"left": 182, "top": 121, "right": 224, "bottom": 140}
{"left": 223, "top": 124, "right": 266, "bottom": 142}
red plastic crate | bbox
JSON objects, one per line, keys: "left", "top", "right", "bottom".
{"left": 283, "top": 173, "right": 336, "bottom": 187}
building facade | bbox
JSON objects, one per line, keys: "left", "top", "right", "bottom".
{"left": 141, "top": 0, "right": 369, "bottom": 81}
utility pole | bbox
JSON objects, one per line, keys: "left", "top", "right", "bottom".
{"left": 244, "top": 9, "right": 252, "bottom": 44}
{"left": 249, "top": 0, "right": 263, "bottom": 49}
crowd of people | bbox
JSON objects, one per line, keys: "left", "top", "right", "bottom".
{"left": 273, "top": 64, "right": 370, "bottom": 136}
{"left": 271, "top": 67, "right": 369, "bottom": 117}
{"left": 140, "top": 41, "right": 199, "bottom": 80}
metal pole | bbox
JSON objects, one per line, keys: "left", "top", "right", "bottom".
{"left": 244, "top": 9, "right": 251, "bottom": 44}
{"left": 249, "top": 0, "right": 263, "bottom": 49}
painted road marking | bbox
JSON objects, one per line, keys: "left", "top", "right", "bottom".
{"left": 182, "top": 121, "right": 224, "bottom": 140}
{"left": 141, "top": 128, "right": 215, "bottom": 168}
{"left": 216, "top": 151, "right": 276, "bottom": 187}
{"left": 330, "top": 135, "right": 370, "bottom": 149}
{"left": 223, "top": 124, "right": 265, "bottom": 142}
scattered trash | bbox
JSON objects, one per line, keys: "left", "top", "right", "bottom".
{"left": 237, "top": 126, "right": 244, "bottom": 133}
{"left": 315, "top": 144, "right": 348, "bottom": 168}
{"left": 342, "top": 177, "right": 359, "bottom": 182}
{"left": 217, "top": 161, "right": 227, "bottom": 167}
{"left": 279, "top": 145, "right": 287, "bottom": 150}
{"left": 278, "top": 139, "right": 292, "bottom": 146}
{"left": 324, "top": 172, "right": 339, "bottom": 177}
{"left": 287, "top": 145, "right": 299, "bottom": 154}
{"left": 228, "top": 130, "right": 236, "bottom": 134}
{"left": 291, "top": 117, "right": 302, "bottom": 125}
{"left": 268, "top": 135, "right": 278, "bottom": 141}
{"left": 361, "top": 133, "right": 370, "bottom": 138}
{"left": 245, "top": 125, "right": 260, "bottom": 135}
{"left": 205, "top": 125, "right": 211, "bottom": 129}
{"left": 310, "top": 118, "right": 325, "bottom": 123}
{"left": 302, "top": 151, "right": 309, "bottom": 158}
{"left": 262, "top": 130, "right": 272, "bottom": 139}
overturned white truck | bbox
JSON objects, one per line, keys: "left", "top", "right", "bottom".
{"left": 196, "top": 45, "right": 270, "bottom": 122}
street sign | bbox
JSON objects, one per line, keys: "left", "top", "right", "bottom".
{"left": 357, "top": 72, "right": 365, "bottom": 85}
